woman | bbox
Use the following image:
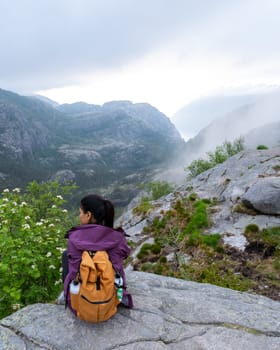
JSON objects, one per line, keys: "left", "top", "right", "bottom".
{"left": 62, "top": 194, "right": 133, "bottom": 312}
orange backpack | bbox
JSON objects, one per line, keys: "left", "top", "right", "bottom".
{"left": 70, "top": 251, "right": 120, "bottom": 323}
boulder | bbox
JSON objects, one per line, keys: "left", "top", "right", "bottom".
{"left": 1, "top": 271, "right": 280, "bottom": 349}
{"left": 242, "top": 177, "right": 280, "bottom": 214}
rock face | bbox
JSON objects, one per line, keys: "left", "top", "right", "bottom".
{"left": 188, "top": 148, "right": 280, "bottom": 245}
{"left": 118, "top": 148, "right": 280, "bottom": 250}
{"left": 0, "top": 89, "right": 56, "bottom": 159}
{"left": 0, "top": 89, "right": 184, "bottom": 207}
{"left": 1, "top": 271, "right": 280, "bottom": 350}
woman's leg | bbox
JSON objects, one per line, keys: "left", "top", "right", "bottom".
{"left": 62, "top": 250, "right": 68, "bottom": 283}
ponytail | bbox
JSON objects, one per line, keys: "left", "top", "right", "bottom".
{"left": 103, "top": 200, "right": 114, "bottom": 228}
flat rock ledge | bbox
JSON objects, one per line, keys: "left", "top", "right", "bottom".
{"left": 1, "top": 271, "right": 280, "bottom": 350}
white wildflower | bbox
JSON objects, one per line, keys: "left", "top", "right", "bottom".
{"left": 59, "top": 267, "right": 63, "bottom": 273}
{"left": 49, "top": 223, "right": 55, "bottom": 228}
{"left": 62, "top": 209, "right": 68, "bottom": 213}
{"left": 12, "top": 201, "right": 17, "bottom": 206}
{"left": 56, "top": 247, "right": 64, "bottom": 253}
{"left": 11, "top": 209, "right": 16, "bottom": 214}
{"left": 13, "top": 188, "right": 20, "bottom": 193}
{"left": 22, "top": 223, "right": 30, "bottom": 230}
{"left": 12, "top": 304, "right": 21, "bottom": 310}
{"left": 3, "top": 189, "right": 9, "bottom": 193}
{"left": 56, "top": 195, "right": 63, "bottom": 200}
{"left": 3, "top": 198, "right": 9, "bottom": 202}
{"left": 49, "top": 265, "right": 55, "bottom": 269}
{"left": 2, "top": 220, "right": 8, "bottom": 224}
{"left": 46, "top": 252, "right": 52, "bottom": 257}
{"left": 55, "top": 280, "right": 62, "bottom": 286}
{"left": 25, "top": 216, "right": 31, "bottom": 220}
{"left": 52, "top": 205, "right": 56, "bottom": 208}
{"left": 20, "top": 202, "right": 27, "bottom": 207}
{"left": 36, "top": 222, "right": 43, "bottom": 226}
{"left": 31, "top": 264, "right": 36, "bottom": 269}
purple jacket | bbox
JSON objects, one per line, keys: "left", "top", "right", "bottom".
{"left": 64, "top": 224, "right": 132, "bottom": 311}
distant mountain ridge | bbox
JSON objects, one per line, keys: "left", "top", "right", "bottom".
{"left": 173, "top": 89, "right": 280, "bottom": 145}
{"left": 1, "top": 87, "right": 280, "bottom": 205}
{"left": 172, "top": 94, "right": 259, "bottom": 140}
{"left": 170, "top": 90, "right": 280, "bottom": 167}
{"left": 0, "top": 88, "right": 184, "bottom": 206}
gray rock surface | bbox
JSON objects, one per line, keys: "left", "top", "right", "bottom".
{"left": 118, "top": 148, "right": 280, "bottom": 250}
{"left": 242, "top": 177, "right": 280, "bottom": 214}
{"left": 1, "top": 271, "right": 280, "bottom": 350}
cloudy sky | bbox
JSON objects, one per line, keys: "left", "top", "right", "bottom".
{"left": 1, "top": 0, "right": 280, "bottom": 118}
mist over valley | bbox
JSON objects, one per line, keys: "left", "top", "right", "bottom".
{"left": 0, "top": 87, "right": 279, "bottom": 210}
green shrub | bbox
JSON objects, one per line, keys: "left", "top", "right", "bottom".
{"left": 189, "top": 192, "right": 198, "bottom": 201}
{"left": 185, "top": 230, "right": 200, "bottom": 247}
{"left": 139, "top": 181, "right": 174, "bottom": 202}
{"left": 133, "top": 197, "right": 153, "bottom": 216}
{"left": 147, "top": 181, "right": 175, "bottom": 200}
{"left": 137, "top": 243, "right": 161, "bottom": 260}
{"left": 186, "top": 137, "right": 245, "bottom": 178}
{"left": 150, "top": 244, "right": 161, "bottom": 254}
{"left": 201, "top": 234, "right": 221, "bottom": 248}
{"left": 141, "top": 263, "right": 153, "bottom": 272}
{"left": 245, "top": 224, "right": 259, "bottom": 234}
{"left": 187, "top": 201, "right": 208, "bottom": 231}
{"left": 159, "top": 256, "right": 167, "bottom": 264}
{"left": 273, "top": 259, "right": 280, "bottom": 271}
{"left": 141, "top": 243, "right": 153, "bottom": 251}
{"left": 201, "top": 198, "right": 212, "bottom": 204}
{"left": 261, "top": 227, "right": 280, "bottom": 247}
{"left": 196, "top": 263, "right": 254, "bottom": 291}
{"left": 0, "top": 181, "right": 75, "bottom": 319}
{"left": 257, "top": 145, "right": 269, "bottom": 150}
{"left": 186, "top": 159, "right": 213, "bottom": 178}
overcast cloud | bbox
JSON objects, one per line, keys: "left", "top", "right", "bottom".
{"left": 1, "top": 0, "right": 280, "bottom": 118}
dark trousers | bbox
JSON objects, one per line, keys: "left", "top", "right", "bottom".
{"left": 62, "top": 250, "right": 68, "bottom": 283}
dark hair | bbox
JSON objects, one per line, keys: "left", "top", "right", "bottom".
{"left": 80, "top": 194, "right": 115, "bottom": 228}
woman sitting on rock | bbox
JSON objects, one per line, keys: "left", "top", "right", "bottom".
{"left": 58, "top": 194, "right": 133, "bottom": 316}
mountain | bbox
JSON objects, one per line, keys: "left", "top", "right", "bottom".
{"left": 171, "top": 90, "right": 280, "bottom": 167}
{"left": 245, "top": 121, "right": 280, "bottom": 148}
{"left": 0, "top": 88, "right": 185, "bottom": 207}
{"left": 29, "top": 94, "right": 59, "bottom": 107}
{"left": 57, "top": 101, "right": 101, "bottom": 115}
{"left": 172, "top": 89, "right": 280, "bottom": 145}
{"left": 172, "top": 94, "right": 259, "bottom": 140}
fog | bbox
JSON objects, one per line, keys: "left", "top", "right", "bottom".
{"left": 159, "top": 89, "right": 280, "bottom": 185}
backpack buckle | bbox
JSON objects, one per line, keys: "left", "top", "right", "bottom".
{"left": 88, "top": 251, "right": 96, "bottom": 257}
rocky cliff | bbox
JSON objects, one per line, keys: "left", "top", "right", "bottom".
{"left": 0, "top": 89, "right": 184, "bottom": 206}
{"left": 117, "top": 148, "right": 280, "bottom": 300}
{"left": 1, "top": 271, "right": 280, "bottom": 349}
